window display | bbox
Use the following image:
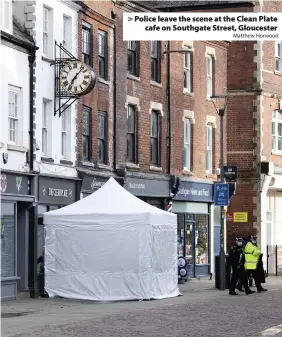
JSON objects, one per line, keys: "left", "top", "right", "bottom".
{"left": 176, "top": 212, "right": 210, "bottom": 276}
{"left": 1, "top": 202, "right": 16, "bottom": 278}
{"left": 195, "top": 215, "right": 209, "bottom": 265}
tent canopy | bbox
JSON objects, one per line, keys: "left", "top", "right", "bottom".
{"left": 44, "top": 177, "right": 176, "bottom": 226}
{"left": 43, "top": 177, "right": 179, "bottom": 301}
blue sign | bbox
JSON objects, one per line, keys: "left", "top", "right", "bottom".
{"left": 214, "top": 183, "right": 229, "bottom": 206}
{"left": 173, "top": 181, "right": 214, "bottom": 202}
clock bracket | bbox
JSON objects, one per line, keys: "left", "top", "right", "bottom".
{"left": 50, "top": 41, "right": 80, "bottom": 117}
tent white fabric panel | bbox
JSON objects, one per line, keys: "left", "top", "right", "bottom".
{"left": 44, "top": 178, "right": 179, "bottom": 301}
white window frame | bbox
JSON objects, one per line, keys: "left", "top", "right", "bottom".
{"left": 184, "top": 118, "right": 191, "bottom": 171}
{"left": 8, "top": 86, "right": 21, "bottom": 145}
{"left": 272, "top": 110, "right": 282, "bottom": 153}
{"left": 43, "top": 7, "right": 49, "bottom": 56}
{"left": 275, "top": 41, "right": 282, "bottom": 73}
{"left": 206, "top": 124, "right": 213, "bottom": 173}
{"left": 0, "top": 0, "right": 12, "bottom": 34}
{"left": 42, "top": 100, "right": 48, "bottom": 157}
{"left": 61, "top": 107, "right": 71, "bottom": 160}
{"left": 184, "top": 49, "right": 192, "bottom": 93}
{"left": 63, "top": 15, "right": 72, "bottom": 53}
{"left": 206, "top": 55, "right": 213, "bottom": 98}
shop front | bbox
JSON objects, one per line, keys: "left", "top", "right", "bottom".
{"left": 79, "top": 173, "right": 120, "bottom": 198}
{"left": 37, "top": 175, "right": 80, "bottom": 296}
{"left": 124, "top": 175, "right": 170, "bottom": 210}
{"left": 172, "top": 180, "right": 214, "bottom": 278}
{"left": 1, "top": 171, "right": 35, "bottom": 300}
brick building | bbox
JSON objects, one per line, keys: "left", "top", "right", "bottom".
{"left": 74, "top": 0, "right": 230, "bottom": 277}
{"left": 226, "top": 0, "right": 282, "bottom": 271}
{"left": 76, "top": 1, "right": 119, "bottom": 197}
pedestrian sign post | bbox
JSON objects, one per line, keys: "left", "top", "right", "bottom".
{"left": 214, "top": 183, "right": 229, "bottom": 206}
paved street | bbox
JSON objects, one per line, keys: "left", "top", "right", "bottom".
{"left": 1, "top": 277, "right": 282, "bottom": 337}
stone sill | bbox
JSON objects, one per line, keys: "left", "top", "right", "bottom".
{"left": 41, "top": 157, "right": 54, "bottom": 163}
{"left": 126, "top": 162, "right": 140, "bottom": 170}
{"left": 150, "top": 80, "right": 162, "bottom": 88}
{"left": 81, "top": 161, "right": 94, "bottom": 167}
{"left": 271, "top": 151, "right": 282, "bottom": 157}
{"left": 206, "top": 172, "right": 215, "bottom": 178}
{"left": 183, "top": 169, "right": 193, "bottom": 176}
{"left": 127, "top": 73, "right": 141, "bottom": 82}
{"left": 183, "top": 90, "right": 194, "bottom": 97}
{"left": 98, "top": 78, "right": 109, "bottom": 86}
{"left": 150, "top": 165, "right": 162, "bottom": 172}
{"left": 7, "top": 144, "right": 28, "bottom": 153}
{"left": 60, "top": 159, "right": 73, "bottom": 166}
{"left": 97, "top": 162, "right": 112, "bottom": 170}
{"left": 274, "top": 71, "right": 282, "bottom": 77}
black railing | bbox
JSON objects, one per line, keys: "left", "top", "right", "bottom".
{"left": 266, "top": 245, "right": 282, "bottom": 276}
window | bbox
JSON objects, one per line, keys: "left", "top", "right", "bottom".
{"left": 127, "top": 105, "right": 137, "bottom": 163}
{"left": 184, "top": 50, "right": 192, "bottom": 92}
{"left": 42, "top": 101, "right": 48, "bottom": 156}
{"left": 206, "top": 55, "right": 213, "bottom": 97}
{"left": 82, "top": 22, "right": 91, "bottom": 66}
{"left": 9, "top": 87, "right": 20, "bottom": 144}
{"left": 61, "top": 108, "right": 70, "bottom": 159}
{"left": 8, "top": 86, "right": 21, "bottom": 144}
{"left": 98, "top": 30, "right": 107, "bottom": 79}
{"left": 128, "top": 41, "right": 139, "bottom": 76}
{"left": 0, "top": 0, "right": 12, "bottom": 33}
{"left": 43, "top": 6, "right": 52, "bottom": 57}
{"left": 275, "top": 41, "right": 282, "bottom": 73}
{"left": 272, "top": 110, "right": 282, "bottom": 153}
{"left": 63, "top": 15, "right": 72, "bottom": 53}
{"left": 98, "top": 112, "right": 107, "bottom": 164}
{"left": 1, "top": 202, "right": 16, "bottom": 278}
{"left": 150, "top": 110, "right": 161, "bottom": 166}
{"left": 184, "top": 118, "right": 191, "bottom": 171}
{"left": 206, "top": 124, "right": 213, "bottom": 173}
{"left": 82, "top": 106, "right": 91, "bottom": 161}
{"left": 151, "top": 41, "right": 161, "bottom": 83}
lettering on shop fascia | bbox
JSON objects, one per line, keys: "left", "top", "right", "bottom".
{"left": 129, "top": 182, "right": 146, "bottom": 190}
{"left": 177, "top": 187, "right": 210, "bottom": 197}
{"left": 91, "top": 178, "right": 105, "bottom": 190}
{"left": 42, "top": 186, "right": 73, "bottom": 198}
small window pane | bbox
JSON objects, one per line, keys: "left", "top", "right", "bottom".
{"left": 278, "top": 123, "right": 282, "bottom": 136}
{"left": 82, "top": 109, "right": 89, "bottom": 135}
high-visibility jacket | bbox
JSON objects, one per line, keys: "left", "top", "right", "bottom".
{"left": 244, "top": 242, "right": 261, "bottom": 270}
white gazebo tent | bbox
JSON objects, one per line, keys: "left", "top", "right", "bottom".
{"left": 43, "top": 177, "right": 179, "bottom": 301}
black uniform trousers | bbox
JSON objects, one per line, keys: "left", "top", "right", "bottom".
{"left": 230, "top": 266, "right": 250, "bottom": 293}
{"left": 246, "top": 269, "right": 263, "bottom": 290}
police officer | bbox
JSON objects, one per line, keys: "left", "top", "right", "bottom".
{"left": 244, "top": 235, "right": 267, "bottom": 293}
{"left": 228, "top": 237, "right": 255, "bottom": 295}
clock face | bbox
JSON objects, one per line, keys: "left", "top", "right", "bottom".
{"left": 60, "top": 61, "right": 96, "bottom": 95}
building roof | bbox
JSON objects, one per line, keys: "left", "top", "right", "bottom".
{"left": 13, "top": 16, "right": 35, "bottom": 46}
{"left": 137, "top": 0, "right": 254, "bottom": 10}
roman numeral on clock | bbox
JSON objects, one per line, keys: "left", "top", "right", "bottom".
{"left": 82, "top": 80, "right": 88, "bottom": 86}
{"left": 63, "top": 80, "right": 69, "bottom": 87}
{"left": 84, "top": 75, "right": 90, "bottom": 79}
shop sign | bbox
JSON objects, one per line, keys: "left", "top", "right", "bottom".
{"left": 38, "top": 176, "right": 76, "bottom": 205}
{"left": 124, "top": 177, "right": 170, "bottom": 197}
{"left": 173, "top": 181, "right": 213, "bottom": 203}
{"left": 227, "top": 212, "right": 234, "bottom": 223}
{"left": 223, "top": 166, "right": 238, "bottom": 182}
{"left": 0, "top": 172, "right": 30, "bottom": 195}
{"left": 81, "top": 175, "right": 110, "bottom": 193}
{"left": 233, "top": 212, "right": 248, "bottom": 223}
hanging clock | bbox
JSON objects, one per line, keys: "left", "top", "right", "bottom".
{"left": 59, "top": 61, "right": 96, "bottom": 96}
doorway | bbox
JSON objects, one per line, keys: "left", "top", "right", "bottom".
{"left": 177, "top": 213, "right": 210, "bottom": 278}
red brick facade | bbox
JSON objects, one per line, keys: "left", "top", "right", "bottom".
{"left": 76, "top": 1, "right": 229, "bottom": 192}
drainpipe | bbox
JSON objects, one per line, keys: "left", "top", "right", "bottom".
{"left": 28, "top": 49, "right": 36, "bottom": 172}
{"left": 113, "top": 24, "right": 117, "bottom": 172}
{"left": 166, "top": 40, "right": 171, "bottom": 175}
